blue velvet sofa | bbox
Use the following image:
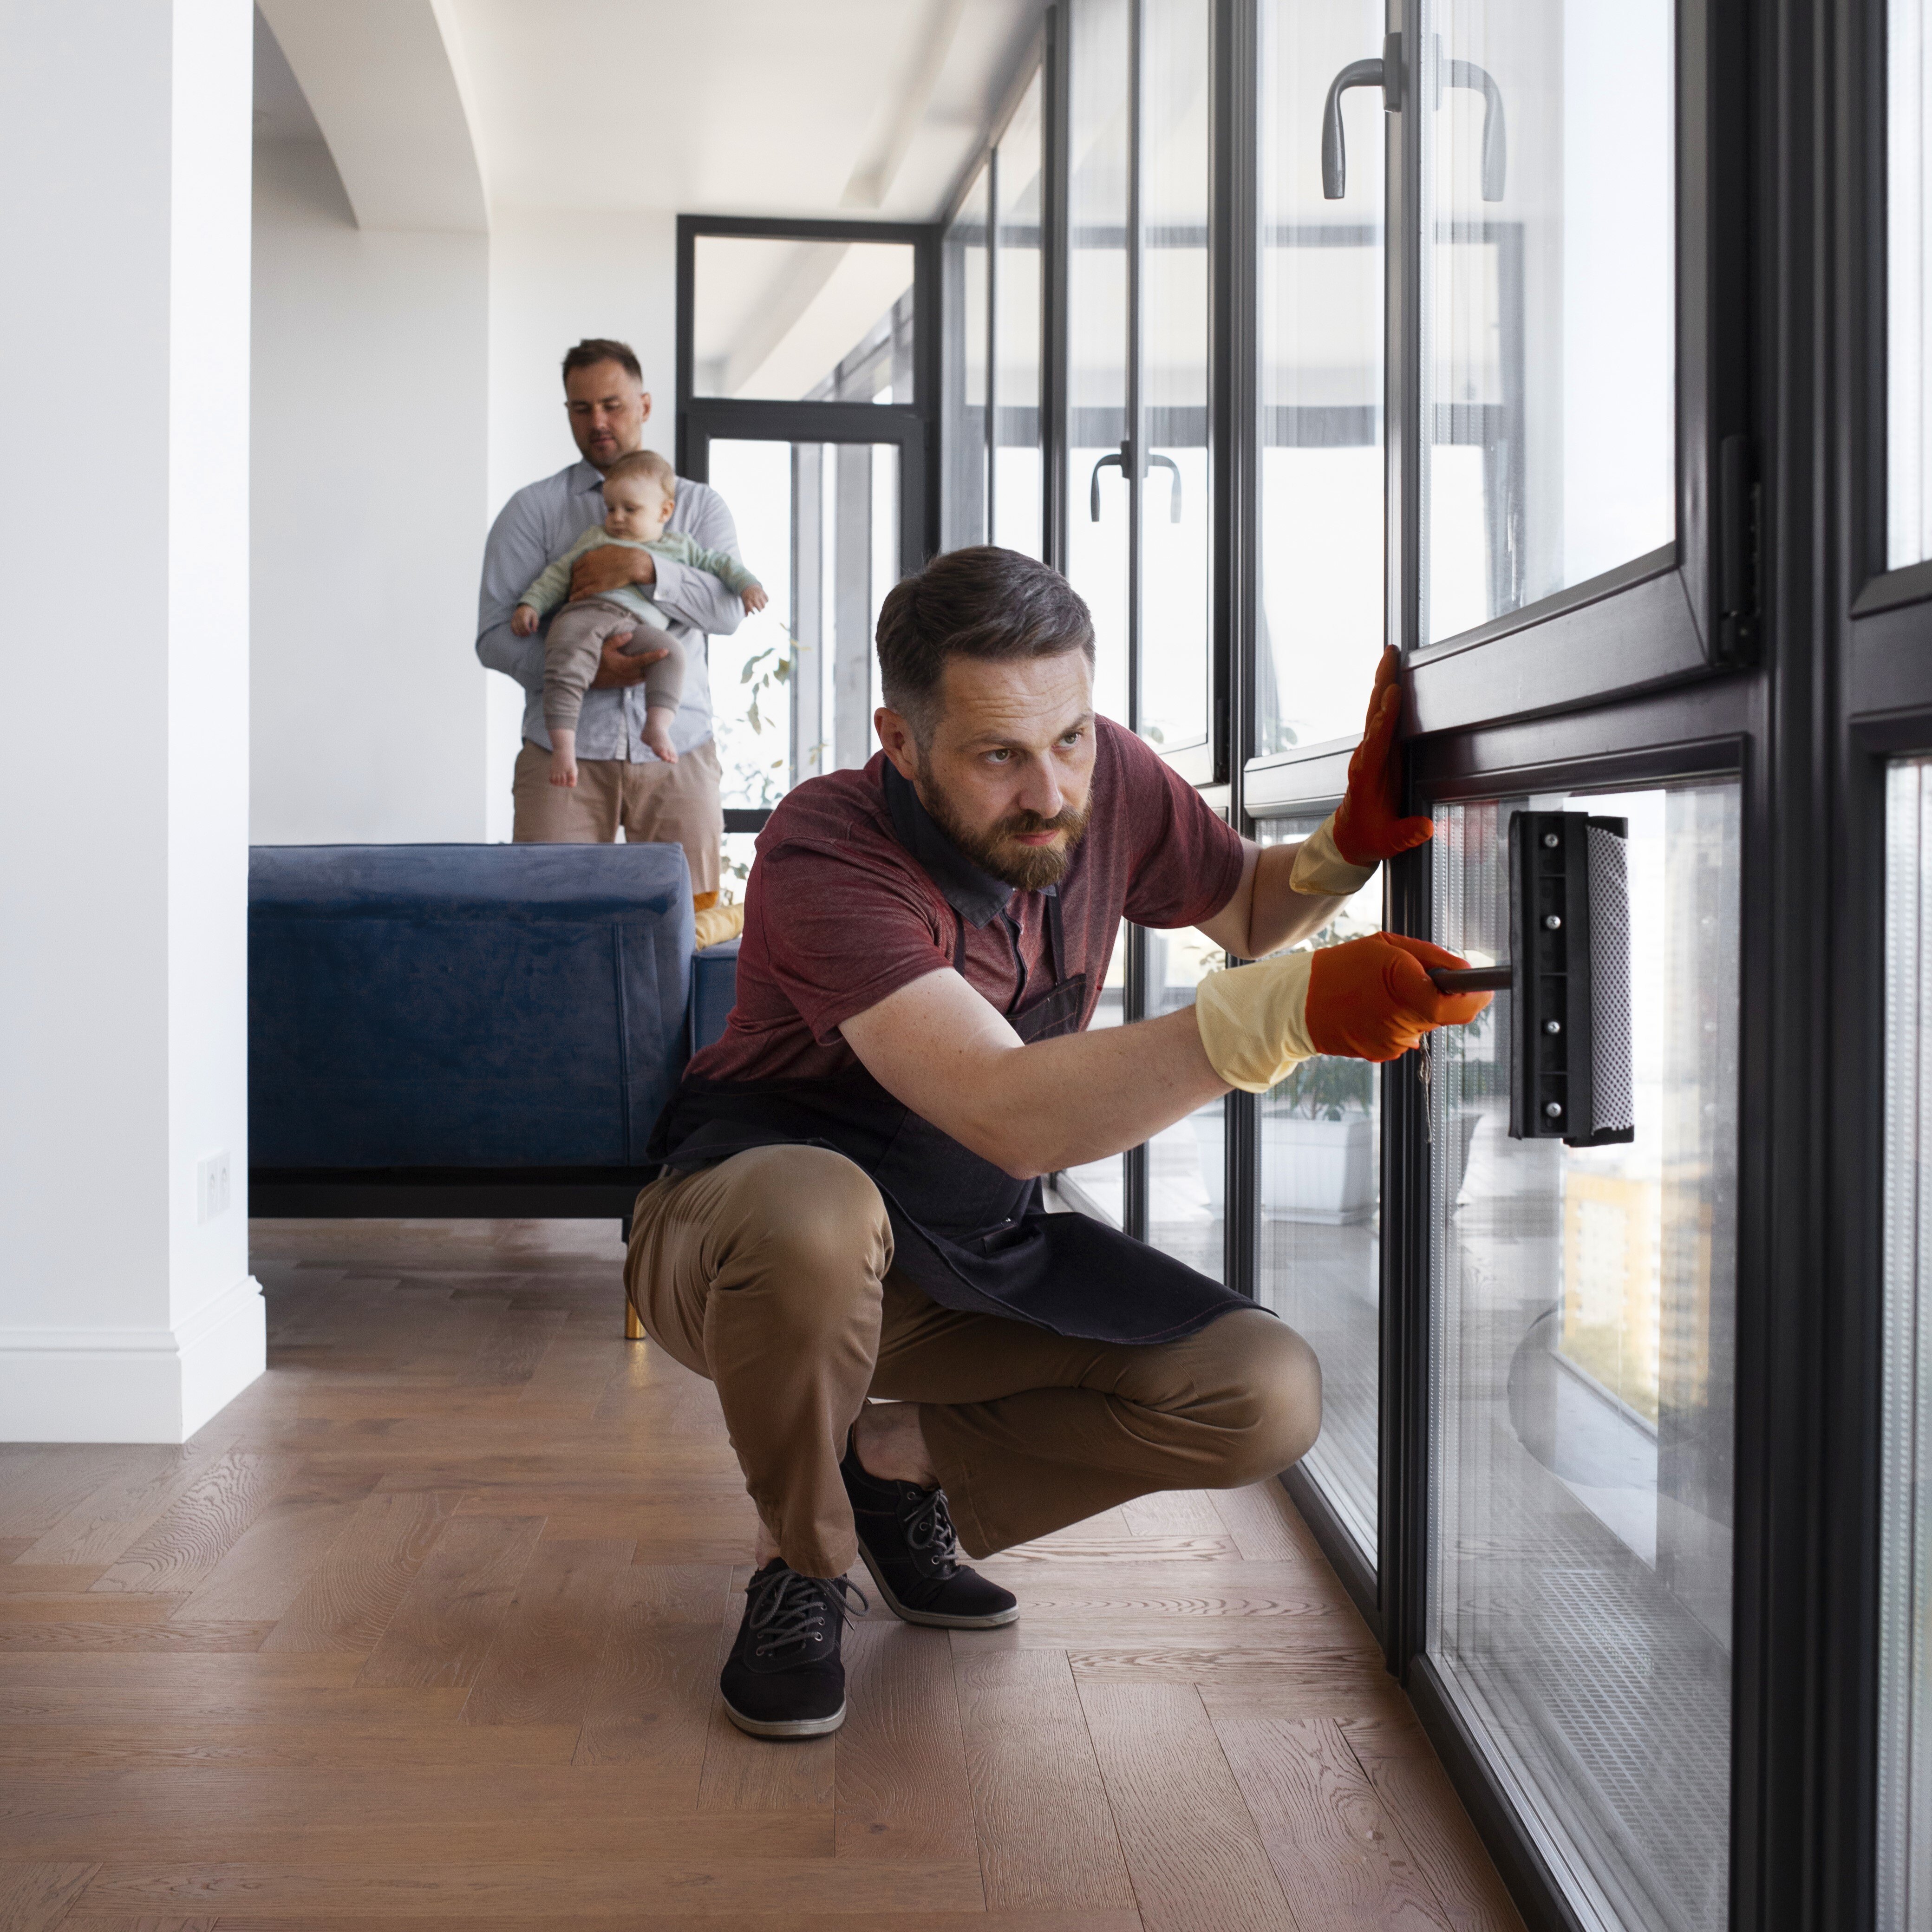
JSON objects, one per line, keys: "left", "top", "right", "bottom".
{"left": 248, "top": 843, "right": 738, "bottom": 1226}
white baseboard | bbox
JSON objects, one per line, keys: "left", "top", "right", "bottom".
{"left": 0, "top": 1273, "right": 267, "bottom": 1444}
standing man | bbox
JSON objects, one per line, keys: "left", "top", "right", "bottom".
{"left": 628, "top": 546, "right": 1488, "bottom": 1740}
{"left": 477, "top": 339, "right": 744, "bottom": 907}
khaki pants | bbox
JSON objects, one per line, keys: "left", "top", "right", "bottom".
{"left": 542, "top": 600, "right": 685, "bottom": 736}
{"left": 511, "top": 736, "right": 723, "bottom": 901}
{"left": 624, "top": 1144, "right": 1322, "bottom": 1578}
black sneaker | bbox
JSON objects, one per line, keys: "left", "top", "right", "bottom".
{"left": 719, "top": 1559, "right": 868, "bottom": 1739}
{"left": 841, "top": 1432, "right": 1019, "bottom": 1629}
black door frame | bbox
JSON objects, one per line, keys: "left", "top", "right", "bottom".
{"left": 673, "top": 212, "right": 943, "bottom": 569}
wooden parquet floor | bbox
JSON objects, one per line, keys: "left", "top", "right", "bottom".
{"left": 0, "top": 1219, "right": 1525, "bottom": 1932}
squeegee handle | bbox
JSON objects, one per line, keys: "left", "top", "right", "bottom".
{"left": 1427, "top": 965, "right": 1514, "bottom": 993}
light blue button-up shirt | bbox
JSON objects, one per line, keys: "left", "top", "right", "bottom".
{"left": 475, "top": 457, "right": 746, "bottom": 761}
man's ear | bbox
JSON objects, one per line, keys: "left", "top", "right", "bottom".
{"left": 639, "top": 391, "right": 653, "bottom": 423}
{"left": 875, "top": 707, "right": 920, "bottom": 782}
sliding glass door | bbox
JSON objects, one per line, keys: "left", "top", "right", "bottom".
{"left": 1063, "top": 0, "right": 1215, "bottom": 773}
{"left": 1429, "top": 787, "right": 1737, "bottom": 1932}
{"left": 1228, "top": 0, "right": 1747, "bottom": 1923}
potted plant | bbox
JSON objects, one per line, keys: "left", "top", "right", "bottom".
{"left": 1258, "top": 1054, "right": 1377, "bottom": 1222}
{"left": 1193, "top": 1055, "right": 1376, "bottom": 1222}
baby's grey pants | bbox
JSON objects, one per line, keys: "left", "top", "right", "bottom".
{"left": 542, "top": 596, "right": 685, "bottom": 734}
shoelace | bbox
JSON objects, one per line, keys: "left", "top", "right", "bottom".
{"left": 902, "top": 1486, "right": 962, "bottom": 1578}
{"left": 746, "top": 1567, "right": 868, "bottom": 1661}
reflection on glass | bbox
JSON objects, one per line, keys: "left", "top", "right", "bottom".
{"left": 944, "top": 169, "right": 990, "bottom": 549}
{"left": 1880, "top": 758, "right": 1932, "bottom": 1926}
{"left": 1138, "top": 0, "right": 1212, "bottom": 754}
{"left": 1257, "top": 0, "right": 1386, "bottom": 754}
{"left": 994, "top": 69, "right": 1046, "bottom": 559}
{"left": 692, "top": 237, "right": 916, "bottom": 405}
{"left": 1060, "top": 927, "right": 1128, "bottom": 1223}
{"left": 1891, "top": 0, "right": 1932, "bottom": 566}
{"left": 1066, "top": 0, "right": 1131, "bottom": 726}
{"left": 703, "top": 441, "right": 903, "bottom": 811}
{"left": 1430, "top": 787, "right": 1737, "bottom": 1932}
{"left": 1146, "top": 924, "right": 1226, "bottom": 1282}
{"left": 1418, "top": 4, "right": 1675, "bottom": 643}
{"left": 1255, "top": 816, "right": 1381, "bottom": 1556}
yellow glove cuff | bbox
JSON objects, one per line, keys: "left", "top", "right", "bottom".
{"left": 1289, "top": 813, "right": 1377, "bottom": 898}
{"left": 1194, "top": 949, "right": 1318, "bottom": 1095}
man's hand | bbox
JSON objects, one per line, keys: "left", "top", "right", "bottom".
{"left": 1194, "top": 930, "right": 1490, "bottom": 1092}
{"left": 569, "top": 543, "right": 654, "bottom": 602}
{"left": 1305, "top": 933, "right": 1489, "bottom": 1060}
{"left": 587, "top": 629, "right": 670, "bottom": 691}
{"left": 1331, "top": 646, "right": 1435, "bottom": 865}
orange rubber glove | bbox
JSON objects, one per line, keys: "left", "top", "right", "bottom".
{"left": 1330, "top": 646, "right": 1436, "bottom": 867}
{"left": 1306, "top": 932, "right": 1491, "bottom": 1062}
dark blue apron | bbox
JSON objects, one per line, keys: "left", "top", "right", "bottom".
{"left": 645, "top": 777, "right": 1252, "bottom": 1345}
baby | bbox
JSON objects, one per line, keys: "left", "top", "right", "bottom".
{"left": 512, "top": 449, "right": 766, "bottom": 783}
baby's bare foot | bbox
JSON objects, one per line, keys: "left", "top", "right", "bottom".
{"left": 644, "top": 730, "right": 679, "bottom": 764}
{"left": 549, "top": 762, "right": 577, "bottom": 788}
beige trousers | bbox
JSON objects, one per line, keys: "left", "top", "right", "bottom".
{"left": 542, "top": 600, "right": 685, "bottom": 736}
{"left": 511, "top": 735, "right": 724, "bottom": 900}
{"left": 624, "top": 1143, "right": 1322, "bottom": 1579}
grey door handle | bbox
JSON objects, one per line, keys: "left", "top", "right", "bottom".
{"left": 1320, "top": 37, "right": 1400, "bottom": 200}
{"left": 1321, "top": 38, "right": 1502, "bottom": 203}
{"left": 1442, "top": 56, "right": 1506, "bottom": 201}
{"left": 1090, "top": 443, "right": 1184, "bottom": 523}
{"left": 1146, "top": 452, "right": 1182, "bottom": 523}
{"left": 1090, "top": 445, "right": 1126, "bottom": 521}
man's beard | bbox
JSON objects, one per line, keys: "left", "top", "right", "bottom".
{"left": 918, "top": 773, "right": 1094, "bottom": 891}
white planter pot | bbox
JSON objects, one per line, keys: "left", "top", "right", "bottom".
{"left": 1191, "top": 1110, "right": 1376, "bottom": 1225}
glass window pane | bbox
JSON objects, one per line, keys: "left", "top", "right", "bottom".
{"left": 1066, "top": 0, "right": 1131, "bottom": 727}
{"left": 1429, "top": 785, "right": 1737, "bottom": 1932}
{"left": 1257, "top": 0, "right": 1387, "bottom": 754}
{"left": 692, "top": 237, "right": 916, "bottom": 405}
{"left": 703, "top": 440, "right": 903, "bottom": 843}
{"left": 1138, "top": 0, "right": 1213, "bottom": 754}
{"left": 944, "top": 170, "right": 990, "bottom": 549}
{"left": 1418, "top": 6, "right": 1675, "bottom": 643}
{"left": 1256, "top": 816, "right": 1382, "bottom": 1558}
{"left": 994, "top": 70, "right": 1046, "bottom": 559}
{"left": 1147, "top": 925, "right": 1226, "bottom": 1283}
{"left": 1880, "top": 757, "right": 1932, "bottom": 1926}
{"left": 1891, "top": 0, "right": 1932, "bottom": 566}
{"left": 1060, "top": 927, "right": 1128, "bottom": 1223}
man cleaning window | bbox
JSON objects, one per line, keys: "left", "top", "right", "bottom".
{"left": 627, "top": 546, "right": 1489, "bottom": 1740}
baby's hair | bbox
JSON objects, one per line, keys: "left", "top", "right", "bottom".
{"left": 604, "top": 449, "right": 675, "bottom": 497}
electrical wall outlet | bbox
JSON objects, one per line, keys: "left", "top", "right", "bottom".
{"left": 197, "top": 1150, "right": 232, "bottom": 1224}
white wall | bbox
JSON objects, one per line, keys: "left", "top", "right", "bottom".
{"left": 482, "top": 207, "right": 679, "bottom": 839}
{"left": 0, "top": 0, "right": 264, "bottom": 1442}
{"left": 250, "top": 137, "right": 491, "bottom": 843}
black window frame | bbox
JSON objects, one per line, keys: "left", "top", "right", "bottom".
{"left": 674, "top": 212, "right": 942, "bottom": 568}
{"left": 1828, "top": 0, "right": 1932, "bottom": 1925}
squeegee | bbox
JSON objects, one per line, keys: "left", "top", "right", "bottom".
{"left": 1425, "top": 811, "right": 1635, "bottom": 1148}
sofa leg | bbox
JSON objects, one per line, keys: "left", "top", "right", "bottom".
{"left": 625, "top": 1296, "right": 645, "bottom": 1343}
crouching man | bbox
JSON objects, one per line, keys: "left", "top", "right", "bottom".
{"left": 626, "top": 546, "right": 1488, "bottom": 1739}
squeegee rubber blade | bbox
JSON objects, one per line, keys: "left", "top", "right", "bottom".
{"left": 1586, "top": 818, "right": 1636, "bottom": 1140}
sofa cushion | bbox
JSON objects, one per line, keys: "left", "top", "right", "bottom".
{"left": 692, "top": 936, "right": 740, "bottom": 1053}
{"left": 250, "top": 843, "right": 693, "bottom": 1169}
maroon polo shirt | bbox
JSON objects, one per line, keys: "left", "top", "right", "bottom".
{"left": 689, "top": 716, "right": 1247, "bottom": 1087}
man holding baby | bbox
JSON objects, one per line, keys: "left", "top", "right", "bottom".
{"left": 476, "top": 338, "right": 743, "bottom": 910}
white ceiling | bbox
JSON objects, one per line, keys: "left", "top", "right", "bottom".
{"left": 262, "top": 0, "right": 1046, "bottom": 226}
